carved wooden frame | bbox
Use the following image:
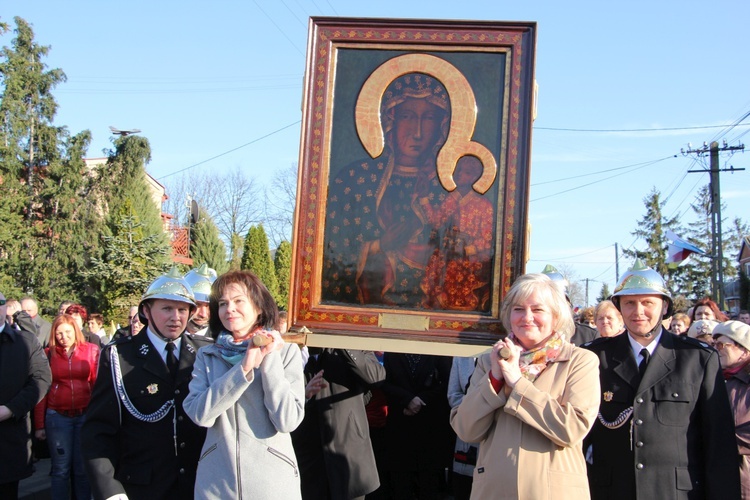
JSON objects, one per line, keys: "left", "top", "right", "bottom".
{"left": 289, "top": 17, "right": 536, "bottom": 351}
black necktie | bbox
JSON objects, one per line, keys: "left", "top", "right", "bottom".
{"left": 166, "top": 341, "right": 178, "bottom": 379}
{"left": 638, "top": 348, "right": 650, "bottom": 379}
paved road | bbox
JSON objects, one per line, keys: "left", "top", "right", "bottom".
{"left": 18, "top": 458, "right": 51, "bottom": 500}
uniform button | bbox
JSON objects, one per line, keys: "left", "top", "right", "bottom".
{"left": 126, "top": 475, "right": 131, "bottom": 480}
{"left": 635, "top": 419, "right": 643, "bottom": 425}
{"left": 180, "top": 442, "right": 186, "bottom": 448}
{"left": 635, "top": 441, "right": 643, "bottom": 447}
{"left": 636, "top": 463, "right": 644, "bottom": 470}
{"left": 672, "top": 393, "right": 679, "bottom": 398}
{"left": 636, "top": 397, "right": 644, "bottom": 403}
{"left": 179, "top": 468, "right": 185, "bottom": 474}
{"left": 178, "top": 416, "right": 184, "bottom": 422}
{"left": 175, "top": 389, "right": 180, "bottom": 395}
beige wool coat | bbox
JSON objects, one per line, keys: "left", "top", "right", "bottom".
{"left": 450, "top": 341, "right": 600, "bottom": 500}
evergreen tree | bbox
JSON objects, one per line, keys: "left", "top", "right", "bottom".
{"left": 623, "top": 188, "right": 680, "bottom": 294}
{"left": 597, "top": 283, "right": 611, "bottom": 303}
{"left": 0, "top": 17, "right": 101, "bottom": 313}
{"left": 229, "top": 234, "right": 244, "bottom": 271}
{"left": 240, "top": 224, "right": 279, "bottom": 303}
{"left": 274, "top": 240, "right": 292, "bottom": 310}
{"left": 191, "top": 207, "right": 228, "bottom": 275}
{"left": 97, "top": 135, "right": 165, "bottom": 239}
{"left": 82, "top": 200, "right": 169, "bottom": 320}
{"left": 680, "top": 186, "right": 748, "bottom": 301}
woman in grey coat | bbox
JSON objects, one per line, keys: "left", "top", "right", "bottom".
{"left": 183, "top": 271, "right": 305, "bottom": 500}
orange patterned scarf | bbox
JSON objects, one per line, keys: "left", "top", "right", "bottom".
{"left": 508, "top": 332, "right": 564, "bottom": 382}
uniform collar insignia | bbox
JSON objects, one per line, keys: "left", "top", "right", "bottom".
{"left": 139, "top": 343, "right": 150, "bottom": 356}
{"left": 603, "top": 391, "right": 613, "bottom": 402}
{"left": 147, "top": 383, "right": 158, "bottom": 395}
{"left": 186, "top": 342, "right": 195, "bottom": 354}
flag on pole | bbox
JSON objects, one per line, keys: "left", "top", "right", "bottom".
{"left": 665, "top": 230, "right": 706, "bottom": 264}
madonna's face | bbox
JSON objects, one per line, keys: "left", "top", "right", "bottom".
{"left": 393, "top": 98, "right": 443, "bottom": 166}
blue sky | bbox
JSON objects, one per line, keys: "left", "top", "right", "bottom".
{"left": 3, "top": 1, "right": 748, "bottom": 304}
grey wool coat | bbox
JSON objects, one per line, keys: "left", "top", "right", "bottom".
{"left": 183, "top": 341, "right": 306, "bottom": 500}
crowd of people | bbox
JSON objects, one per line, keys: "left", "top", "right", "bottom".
{"left": 2, "top": 258, "right": 750, "bottom": 499}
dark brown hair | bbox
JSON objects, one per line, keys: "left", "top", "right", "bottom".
{"left": 208, "top": 270, "right": 279, "bottom": 339}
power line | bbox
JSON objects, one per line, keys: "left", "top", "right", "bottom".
{"left": 157, "top": 120, "right": 301, "bottom": 180}
{"left": 530, "top": 156, "right": 674, "bottom": 202}
{"left": 251, "top": 0, "right": 305, "bottom": 56}
{"left": 531, "top": 155, "right": 676, "bottom": 186}
{"left": 535, "top": 123, "right": 750, "bottom": 133}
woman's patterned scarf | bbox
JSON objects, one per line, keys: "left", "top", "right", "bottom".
{"left": 508, "top": 332, "right": 564, "bottom": 382}
{"left": 216, "top": 332, "right": 250, "bottom": 365}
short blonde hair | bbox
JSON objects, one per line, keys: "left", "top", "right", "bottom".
{"left": 500, "top": 273, "right": 574, "bottom": 339}
{"left": 594, "top": 300, "right": 621, "bottom": 321}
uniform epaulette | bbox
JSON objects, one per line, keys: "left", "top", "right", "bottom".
{"left": 185, "top": 332, "right": 214, "bottom": 345}
{"left": 580, "top": 336, "right": 613, "bottom": 349}
{"left": 677, "top": 335, "right": 714, "bottom": 351}
{"left": 111, "top": 335, "right": 134, "bottom": 345}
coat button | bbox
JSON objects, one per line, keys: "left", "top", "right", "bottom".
{"left": 636, "top": 397, "right": 644, "bottom": 403}
{"left": 175, "top": 389, "right": 181, "bottom": 395}
{"left": 636, "top": 463, "right": 644, "bottom": 470}
{"left": 179, "top": 468, "right": 185, "bottom": 474}
{"left": 180, "top": 442, "right": 186, "bottom": 449}
{"left": 178, "top": 415, "right": 184, "bottom": 422}
{"left": 636, "top": 441, "right": 644, "bottom": 447}
{"left": 635, "top": 419, "right": 643, "bottom": 425}
{"left": 672, "top": 393, "right": 679, "bottom": 398}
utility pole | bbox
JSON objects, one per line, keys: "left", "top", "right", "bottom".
{"left": 585, "top": 278, "right": 590, "bottom": 307}
{"left": 683, "top": 141, "right": 745, "bottom": 307}
{"left": 614, "top": 243, "right": 620, "bottom": 283}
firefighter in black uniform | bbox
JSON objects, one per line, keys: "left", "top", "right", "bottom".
{"left": 82, "top": 268, "right": 213, "bottom": 500}
{"left": 582, "top": 259, "right": 740, "bottom": 499}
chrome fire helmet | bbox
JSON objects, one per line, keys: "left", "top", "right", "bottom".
{"left": 541, "top": 264, "right": 569, "bottom": 298}
{"left": 183, "top": 263, "right": 217, "bottom": 304}
{"left": 138, "top": 267, "right": 196, "bottom": 325}
{"left": 611, "top": 259, "right": 673, "bottom": 318}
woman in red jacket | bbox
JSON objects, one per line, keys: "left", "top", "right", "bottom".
{"left": 34, "top": 314, "right": 99, "bottom": 500}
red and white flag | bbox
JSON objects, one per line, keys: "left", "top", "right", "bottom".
{"left": 665, "top": 231, "right": 705, "bottom": 264}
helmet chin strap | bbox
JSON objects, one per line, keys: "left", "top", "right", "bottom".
{"left": 635, "top": 321, "right": 663, "bottom": 339}
{"left": 143, "top": 304, "right": 183, "bottom": 342}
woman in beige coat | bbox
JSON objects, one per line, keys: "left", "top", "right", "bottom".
{"left": 451, "top": 273, "right": 600, "bottom": 499}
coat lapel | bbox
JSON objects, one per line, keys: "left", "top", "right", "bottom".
{"left": 137, "top": 334, "right": 172, "bottom": 383}
{"left": 176, "top": 335, "right": 197, "bottom": 386}
{"left": 637, "top": 331, "right": 676, "bottom": 393}
{"left": 612, "top": 332, "right": 641, "bottom": 390}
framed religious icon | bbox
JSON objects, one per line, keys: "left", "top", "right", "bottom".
{"left": 289, "top": 17, "right": 536, "bottom": 352}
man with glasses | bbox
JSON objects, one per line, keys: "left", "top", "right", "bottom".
{"left": 582, "top": 260, "right": 740, "bottom": 499}
{"left": 111, "top": 306, "right": 143, "bottom": 343}
{"left": 714, "top": 320, "right": 750, "bottom": 496}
